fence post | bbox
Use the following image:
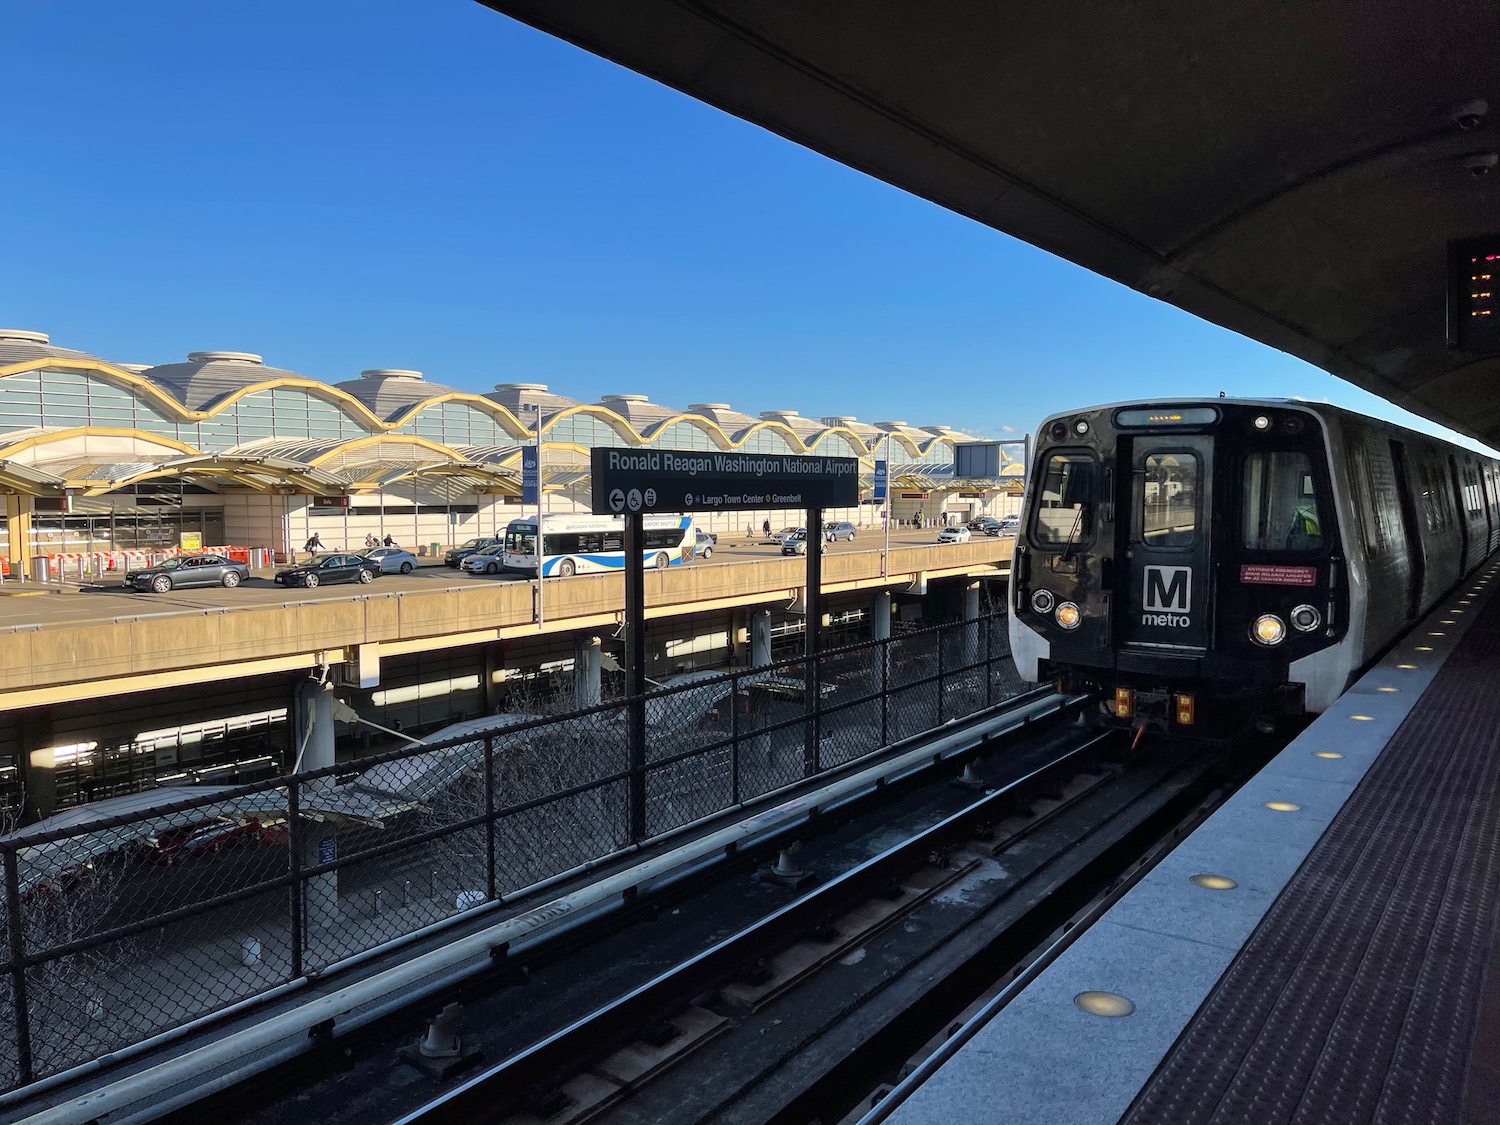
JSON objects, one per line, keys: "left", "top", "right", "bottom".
{"left": 4, "top": 844, "right": 34, "bottom": 1086}
{"left": 287, "top": 776, "right": 304, "bottom": 980}
{"left": 985, "top": 611, "right": 995, "bottom": 707}
{"left": 484, "top": 734, "right": 497, "bottom": 902}
{"left": 730, "top": 669, "right": 741, "bottom": 805}
{"left": 880, "top": 633, "right": 890, "bottom": 747}
{"left": 936, "top": 623, "right": 946, "bottom": 725}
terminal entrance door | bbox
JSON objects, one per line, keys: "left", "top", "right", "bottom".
{"left": 1118, "top": 436, "right": 1213, "bottom": 651}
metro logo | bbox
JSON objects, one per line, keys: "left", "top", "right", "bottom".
{"left": 1144, "top": 565, "right": 1191, "bottom": 613}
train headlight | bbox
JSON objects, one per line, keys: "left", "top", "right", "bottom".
{"left": 1253, "top": 414, "right": 1272, "bottom": 431}
{"left": 1252, "top": 613, "right": 1287, "bottom": 646}
{"left": 1031, "top": 589, "right": 1056, "bottom": 614}
{"left": 1290, "top": 604, "right": 1321, "bottom": 632}
{"left": 1073, "top": 418, "right": 1090, "bottom": 436}
{"left": 1055, "top": 602, "right": 1082, "bottom": 630}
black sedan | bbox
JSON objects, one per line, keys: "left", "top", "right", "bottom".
{"left": 274, "top": 553, "right": 377, "bottom": 589}
{"left": 128, "top": 554, "right": 250, "bottom": 593}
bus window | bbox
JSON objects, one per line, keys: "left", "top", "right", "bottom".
{"left": 1032, "top": 452, "right": 1094, "bottom": 547}
{"left": 1242, "top": 451, "right": 1322, "bottom": 551}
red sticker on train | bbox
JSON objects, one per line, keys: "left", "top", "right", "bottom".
{"left": 1240, "top": 564, "right": 1317, "bottom": 586}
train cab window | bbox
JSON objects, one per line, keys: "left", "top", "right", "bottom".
{"left": 1031, "top": 452, "right": 1095, "bottom": 548}
{"left": 1141, "top": 454, "right": 1199, "bottom": 547}
{"left": 1242, "top": 451, "right": 1323, "bottom": 551}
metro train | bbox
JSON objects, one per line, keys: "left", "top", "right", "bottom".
{"left": 1008, "top": 399, "right": 1500, "bottom": 732}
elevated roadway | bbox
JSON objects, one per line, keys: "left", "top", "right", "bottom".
{"left": 0, "top": 534, "right": 1009, "bottom": 710}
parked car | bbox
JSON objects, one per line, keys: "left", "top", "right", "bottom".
{"left": 822, "top": 521, "right": 857, "bottom": 542}
{"left": 444, "top": 537, "right": 500, "bottom": 568}
{"left": 460, "top": 544, "right": 508, "bottom": 574}
{"left": 274, "top": 553, "right": 377, "bottom": 588}
{"left": 127, "top": 554, "right": 249, "bottom": 593}
{"left": 692, "top": 527, "right": 717, "bottom": 560}
{"left": 937, "top": 526, "right": 972, "bottom": 544}
{"left": 140, "top": 819, "right": 257, "bottom": 865}
{"left": 781, "top": 530, "right": 809, "bottom": 556}
{"left": 359, "top": 546, "right": 419, "bottom": 575}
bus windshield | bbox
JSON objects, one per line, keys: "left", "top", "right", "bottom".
{"left": 504, "top": 526, "right": 536, "bottom": 556}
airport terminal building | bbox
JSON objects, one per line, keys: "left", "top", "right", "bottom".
{"left": 0, "top": 330, "right": 1022, "bottom": 572}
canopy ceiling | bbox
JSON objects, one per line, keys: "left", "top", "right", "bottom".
{"left": 480, "top": 1, "right": 1500, "bottom": 447}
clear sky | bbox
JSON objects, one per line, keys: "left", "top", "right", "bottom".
{"left": 2, "top": 1, "right": 1485, "bottom": 449}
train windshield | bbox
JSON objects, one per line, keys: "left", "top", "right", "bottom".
{"left": 1032, "top": 452, "right": 1095, "bottom": 547}
{"left": 1242, "top": 451, "right": 1323, "bottom": 551}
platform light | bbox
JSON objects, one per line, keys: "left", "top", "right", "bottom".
{"left": 1031, "top": 589, "right": 1056, "bottom": 614}
{"left": 1114, "top": 687, "right": 1135, "bottom": 719}
{"left": 1252, "top": 614, "right": 1286, "bottom": 646}
{"left": 1055, "top": 602, "right": 1082, "bottom": 629}
{"left": 1397, "top": 663, "right": 1418, "bottom": 669}
{"left": 1290, "top": 604, "right": 1320, "bottom": 632}
{"left": 1075, "top": 991, "right": 1134, "bottom": 1017}
{"left": 1189, "top": 873, "right": 1237, "bottom": 890}
{"left": 1174, "top": 693, "right": 1195, "bottom": 726}
{"left": 1264, "top": 801, "right": 1301, "bottom": 812}
{"left": 1350, "top": 714, "right": 1375, "bottom": 721}
{"left": 1313, "top": 751, "right": 1344, "bottom": 759}
{"left": 1377, "top": 686, "right": 1398, "bottom": 693}
{"left": 1415, "top": 645, "right": 1434, "bottom": 652}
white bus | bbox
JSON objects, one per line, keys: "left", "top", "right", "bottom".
{"left": 501, "top": 513, "right": 699, "bottom": 576}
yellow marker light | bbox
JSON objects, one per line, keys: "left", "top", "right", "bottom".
{"left": 1415, "top": 646, "right": 1434, "bottom": 652}
{"left": 1252, "top": 614, "right": 1286, "bottom": 646}
{"left": 1313, "top": 751, "right": 1344, "bottom": 759}
{"left": 1174, "top": 693, "right": 1195, "bottom": 726}
{"left": 1377, "top": 686, "right": 1398, "bottom": 693}
{"left": 1075, "top": 991, "right": 1135, "bottom": 1017}
{"left": 1441, "top": 620, "right": 1456, "bottom": 625}
{"left": 1350, "top": 714, "right": 1375, "bottom": 721}
{"left": 1190, "top": 874, "right": 1238, "bottom": 890}
{"left": 1055, "top": 602, "right": 1082, "bottom": 630}
{"left": 1397, "top": 663, "right": 1417, "bottom": 669}
{"left": 1264, "top": 801, "right": 1301, "bottom": 812}
{"left": 1114, "top": 687, "right": 1135, "bottom": 719}
{"left": 1428, "top": 631, "right": 1447, "bottom": 637}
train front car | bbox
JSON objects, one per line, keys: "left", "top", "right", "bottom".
{"left": 1009, "top": 401, "right": 1347, "bottom": 734}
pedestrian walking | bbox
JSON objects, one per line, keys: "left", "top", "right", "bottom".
{"left": 762, "top": 518, "right": 771, "bottom": 539}
{"left": 383, "top": 534, "right": 397, "bottom": 547}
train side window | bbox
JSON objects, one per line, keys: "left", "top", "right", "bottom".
{"left": 1243, "top": 451, "right": 1323, "bottom": 551}
{"left": 1142, "top": 453, "right": 1198, "bottom": 547}
{"left": 1031, "top": 452, "right": 1094, "bottom": 548}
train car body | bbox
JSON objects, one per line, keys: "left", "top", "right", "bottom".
{"left": 1009, "top": 400, "right": 1500, "bottom": 731}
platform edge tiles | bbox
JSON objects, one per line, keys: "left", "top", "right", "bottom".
{"left": 872, "top": 559, "right": 1500, "bottom": 1125}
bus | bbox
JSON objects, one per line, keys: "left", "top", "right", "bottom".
{"left": 501, "top": 513, "right": 699, "bottom": 576}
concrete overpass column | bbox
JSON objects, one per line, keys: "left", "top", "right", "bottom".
{"left": 15, "top": 708, "right": 56, "bottom": 824}
{"left": 296, "top": 679, "right": 340, "bottom": 931}
{"left": 575, "top": 635, "right": 602, "bottom": 709}
{"left": 962, "top": 581, "right": 982, "bottom": 667}
{"left": 5, "top": 494, "right": 32, "bottom": 579}
{"left": 751, "top": 609, "right": 773, "bottom": 667}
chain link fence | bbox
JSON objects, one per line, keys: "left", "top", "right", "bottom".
{"left": 0, "top": 609, "right": 1025, "bottom": 1092}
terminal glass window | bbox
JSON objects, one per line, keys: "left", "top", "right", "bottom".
{"left": 1142, "top": 453, "right": 1199, "bottom": 547}
{"left": 1242, "top": 451, "right": 1323, "bottom": 551}
{"left": 1031, "top": 452, "right": 1095, "bottom": 547}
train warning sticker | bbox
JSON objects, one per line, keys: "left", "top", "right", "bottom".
{"left": 1240, "top": 564, "right": 1316, "bottom": 586}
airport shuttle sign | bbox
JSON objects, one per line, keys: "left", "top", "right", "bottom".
{"left": 591, "top": 448, "right": 860, "bottom": 513}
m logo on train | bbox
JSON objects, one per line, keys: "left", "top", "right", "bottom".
{"left": 1142, "top": 565, "right": 1192, "bottom": 627}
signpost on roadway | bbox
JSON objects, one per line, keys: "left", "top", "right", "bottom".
{"left": 591, "top": 447, "right": 860, "bottom": 812}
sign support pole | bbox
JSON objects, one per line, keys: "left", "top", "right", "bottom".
{"left": 881, "top": 433, "right": 890, "bottom": 578}
{"left": 624, "top": 513, "right": 647, "bottom": 842}
{"left": 804, "top": 504, "right": 823, "bottom": 778}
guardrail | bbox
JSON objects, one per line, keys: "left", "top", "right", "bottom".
{"left": 0, "top": 610, "right": 1025, "bottom": 1095}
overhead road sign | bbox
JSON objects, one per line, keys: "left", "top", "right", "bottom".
{"left": 590, "top": 448, "right": 860, "bottom": 514}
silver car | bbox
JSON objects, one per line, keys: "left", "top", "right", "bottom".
{"left": 358, "top": 546, "right": 419, "bottom": 574}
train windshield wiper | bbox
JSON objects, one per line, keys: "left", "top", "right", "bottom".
{"left": 1060, "top": 506, "right": 1085, "bottom": 562}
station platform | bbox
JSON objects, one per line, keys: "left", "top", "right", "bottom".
{"left": 871, "top": 558, "right": 1500, "bottom": 1125}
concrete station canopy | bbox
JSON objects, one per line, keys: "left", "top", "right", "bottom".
{"left": 479, "top": 1, "right": 1500, "bottom": 448}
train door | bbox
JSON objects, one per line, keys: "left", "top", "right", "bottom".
{"left": 1448, "top": 456, "right": 1471, "bottom": 571}
{"left": 1389, "top": 440, "right": 1425, "bottom": 621}
{"left": 1118, "top": 436, "right": 1213, "bottom": 650}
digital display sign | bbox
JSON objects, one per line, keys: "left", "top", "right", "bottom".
{"left": 1449, "top": 236, "right": 1500, "bottom": 354}
{"left": 1114, "top": 407, "right": 1219, "bottom": 428}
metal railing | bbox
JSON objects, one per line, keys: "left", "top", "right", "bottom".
{"left": 0, "top": 610, "right": 1025, "bottom": 1094}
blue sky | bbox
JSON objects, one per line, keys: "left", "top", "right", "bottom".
{"left": 2, "top": 1, "right": 1479, "bottom": 447}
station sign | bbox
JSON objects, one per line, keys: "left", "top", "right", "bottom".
{"left": 590, "top": 448, "right": 860, "bottom": 514}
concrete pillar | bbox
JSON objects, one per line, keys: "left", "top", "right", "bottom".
{"left": 962, "top": 581, "right": 982, "bottom": 666}
{"left": 15, "top": 708, "right": 56, "bottom": 824}
{"left": 5, "top": 494, "right": 33, "bottom": 578}
{"left": 872, "top": 591, "right": 892, "bottom": 641}
{"left": 296, "top": 679, "right": 340, "bottom": 929}
{"left": 482, "top": 643, "right": 503, "bottom": 714}
{"left": 575, "top": 635, "right": 602, "bottom": 709}
{"left": 751, "top": 609, "right": 773, "bottom": 667}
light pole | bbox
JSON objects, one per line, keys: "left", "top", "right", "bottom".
{"left": 523, "top": 400, "right": 545, "bottom": 627}
{"left": 881, "top": 432, "right": 891, "bottom": 578}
